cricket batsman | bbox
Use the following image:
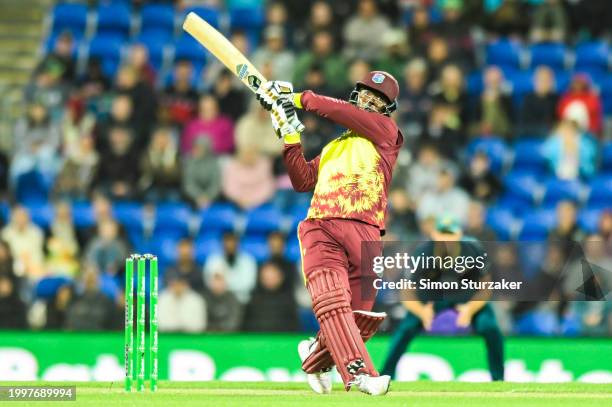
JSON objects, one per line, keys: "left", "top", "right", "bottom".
{"left": 255, "top": 71, "right": 404, "bottom": 395}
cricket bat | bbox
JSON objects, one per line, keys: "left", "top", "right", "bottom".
{"left": 182, "top": 12, "right": 265, "bottom": 92}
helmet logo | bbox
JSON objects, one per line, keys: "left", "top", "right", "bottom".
{"left": 371, "top": 73, "right": 385, "bottom": 84}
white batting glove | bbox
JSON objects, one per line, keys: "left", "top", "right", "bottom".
{"left": 255, "top": 80, "right": 294, "bottom": 110}
{"left": 270, "top": 99, "right": 303, "bottom": 141}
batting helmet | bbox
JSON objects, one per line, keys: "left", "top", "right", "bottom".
{"left": 349, "top": 71, "right": 399, "bottom": 116}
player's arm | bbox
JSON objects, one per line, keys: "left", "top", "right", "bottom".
{"left": 294, "top": 91, "right": 399, "bottom": 147}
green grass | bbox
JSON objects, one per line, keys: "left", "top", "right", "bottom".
{"left": 1, "top": 381, "right": 611, "bottom": 407}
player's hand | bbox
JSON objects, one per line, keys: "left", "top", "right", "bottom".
{"left": 271, "top": 99, "right": 304, "bottom": 138}
{"left": 255, "top": 80, "right": 294, "bottom": 111}
{"left": 455, "top": 304, "right": 473, "bottom": 328}
{"left": 420, "top": 302, "right": 434, "bottom": 331}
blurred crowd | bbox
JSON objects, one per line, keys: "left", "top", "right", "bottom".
{"left": 0, "top": 0, "right": 610, "bottom": 335}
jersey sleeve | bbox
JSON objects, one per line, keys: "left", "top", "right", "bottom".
{"left": 295, "top": 91, "right": 400, "bottom": 148}
{"left": 283, "top": 143, "right": 320, "bottom": 192}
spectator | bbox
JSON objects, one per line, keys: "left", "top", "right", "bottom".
{"left": 94, "top": 94, "right": 135, "bottom": 154}
{"left": 459, "top": 151, "right": 502, "bottom": 202}
{"left": 303, "top": 63, "right": 334, "bottom": 98}
{"left": 44, "top": 284, "right": 74, "bottom": 330}
{"left": 549, "top": 200, "right": 585, "bottom": 259}
{"left": 204, "top": 30, "right": 251, "bottom": 87}
{"left": 252, "top": 25, "right": 296, "bottom": 82}
{"left": 375, "top": 29, "right": 410, "bottom": 82}
{"left": 158, "top": 274, "right": 207, "bottom": 333}
{"left": 599, "top": 211, "right": 612, "bottom": 246}
{"left": 62, "top": 95, "right": 96, "bottom": 157}
{"left": 35, "top": 31, "right": 75, "bottom": 82}
{"left": 417, "top": 167, "right": 470, "bottom": 224}
{"left": 204, "top": 232, "right": 257, "bottom": 304}
{"left": 293, "top": 30, "right": 347, "bottom": 93}
{"left": 213, "top": 70, "right": 247, "bottom": 122}
{"left": 243, "top": 262, "right": 299, "bottom": 332}
{"left": 204, "top": 269, "right": 243, "bottom": 332}
{"left": 162, "top": 60, "right": 199, "bottom": 128}
{"left": 166, "top": 239, "right": 204, "bottom": 293}
{"left": 182, "top": 137, "right": 221, "bottom": 209}
{"left": 65, "top": 270, "right": 114, "bottom": 331}
{"left": 78, "top": 193, "right": 127, "bottom": 248}
{"left": 398, "top": 58, "right": 432, "bottom": 141}
{"left": 10, "top": 103, "right": 61, "bottom": 186}
{"left": 295, "top": 0, "right": 340, "bottom": 50}
{"left": 222, "top": 147, "right": 276, "bottom": 210}
{"left": 408, "top": 6, "right": 437, "bottom": 57}
{"left": 78, "top": 58, "right": 110, "bottom": 101}
{"left": 530, "top": 0, "right": 569, "bottom": 43}
{"left": 406, "top": 143, "right": 450, "bottom": 202}
{"left": 127, "top": 44, "right": 156, "bottom": 87}
{"left": 0, "top": 240, "right": 15, "bottom": 278}
{"left": 430, "top": 64, "right": 468, "bottom": 131}
{"left": 343, "top": 0, "right": 391, "bottom": 61}
{"left": 139, "top": 127, "right": 182, "bottom": 202}
{"left": 421, "top": 103, "right": 465, "bottom": 161}
{"left": 266, "top": 1, "right": 290, "bottom": 37}
{"left": 25, "top": 61, "right": 68, "bottom": 120}
{"left": 45, "top": 202, "right": 79, "bottom": 277}
{"left": 435, "top": 0, "right": 474, "bottom": 69}
{"left": 84, "top": 219, "right": 129, "bottom": 276}
{"left": 235, "top": 103, "right": 281, "bottom": 158}
{"left": 115, "top": 65, "right": 158, "bottom": 147}
{"left": 518, "top": 67, "right": 559, "bottom": 136}
{"left": 0, "top": 273, "right": 27, "bottom": 329}
{"left": 485, "top": 0, "right": 529, "bottom": 37}
{"left": 94, "top": 126, "right": 140, "bottom": 199}
{"left": 425, "top": 37, "right": 452, "bottom": 84}
{"left": 557, "top": 74, "right": 603, "bottom": 136}
{"left": 472, "top": 66, "right": 513, "bottom": 138}
{"left": 182, "top": 94, "right": 235, "bottom": 155}
{"left": 1, "top": 206, "right": 45, "bottom": 279}
{"left": 54, "top": 134, "right": 99, "bottom": 200}
{"left": 543, "top": 119, "right": 597, "bottom": 180}
{"left": 464, "top": 201, "right": 497, "bottom": 242}
{"left": 267, "top": 231, "right": 296, "bottom": 289}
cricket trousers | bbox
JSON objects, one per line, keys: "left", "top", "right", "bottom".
{"left": 297, "top": 218, "right": 382, "bottom": 388}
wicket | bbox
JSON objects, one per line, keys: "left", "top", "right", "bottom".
{"left": 124, "top": 254, "right": 159, "bottom": 392}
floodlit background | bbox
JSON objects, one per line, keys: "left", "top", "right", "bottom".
{"left": 0, "top": 0, "right": 610, "bottom": 383}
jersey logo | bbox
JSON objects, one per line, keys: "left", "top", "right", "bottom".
{"left": 372, "top": 73, "right": 385, "bottom": 84}
{"left": 236, "top": 64, "right": 249, "bottom": 79}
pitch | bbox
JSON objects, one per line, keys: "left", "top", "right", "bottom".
{"left": 4, "top": 381, "right": 611, "bottom": 406}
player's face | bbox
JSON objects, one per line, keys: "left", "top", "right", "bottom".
{"left": 357, "top": 88, "right": 387, "bottom": 113}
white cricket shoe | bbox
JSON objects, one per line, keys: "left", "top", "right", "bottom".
{"left": 349, "top": 374, "right": 391, "bottom": 396}
{"left": 297, "top": 338, "right": 332, "bottom": 394}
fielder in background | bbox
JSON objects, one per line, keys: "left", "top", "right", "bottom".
{"left": 380, "top": 216, "right": 505, "bottom": 381}
{"left": 255, "top": 71, "right": 404, "bottom": 396}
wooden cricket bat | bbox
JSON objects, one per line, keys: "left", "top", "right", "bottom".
{"left": 182, "top": 12, "right": 264, "bottom": 92}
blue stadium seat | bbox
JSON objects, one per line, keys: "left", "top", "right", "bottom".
{"left": 140, "top": 4, "right": 175, "bottom": 37}
{"left": 112, "top": 201, "right": 143, "bottom": 233}
{"left": 35, "top": 276, "right": 72, "bottom": 299}
{"left": 601, "top": 141, "right": 612, "bottom": 172}
{"left": 287, "top": 202, "right": 309, "bottom": 233}
{"left": 174, "top": 34, "right": 207, "bottom": 72}
{"left": 529, "top": 43, "right": 567, "bottom": 71}
{"left": 0, "top": 201, "right": 10, "bottom": 225}
{"left": 554, "top": 70, "right": 571, "bottom": 93}
{"left": 285, "top": 235, "right": 301, "bottom": 263}
{"left": 244, "top": 205, "right": 284, "bottom": 235}
{"left": 541, "top": 179, "right": 585, "bottom": 208}
{"left": 24, "top": 201, "right": 53, "bottom": 229}
{"left": 199, "top": 203, "right": 238, "bottom": 235}
{"left": 241, "top": 236, "right": 270, "bottom": 263}
{"left": 602, "top": 75, "right": 612, "bottom": 116}
{"left": 15, "top": 170, "right": 49, "bottom": 204}
{"left": 578, "top": 208, "right": 603, "bottom": 234}
{"left": 194, "top": 234, "right": 223, "bottom": 264}
{"left": 586, "top": 176, "right": 612, "bottom": 208}
{"left": 466, "top": 70, "right": 483, "bottom": 95}
{"left": 71, "top": 201, "right": 95, "bottom": 229}
{"left": 503, "top": 172, "right": 543, "bottom": 206}
{"left": 485, "top": 39, "right": 523, "bottom": 70}
{"left": 229, "top": 6, "right": 264, "bottom": 30}
{"left": 574, "top": 41, "right": 610, "bottom": 74}
{"left": 465, "top": 137, "right": 509, "bottom": 173}
{"left": 132, "top": 34, "right": 169, "bottom": 73}
{"left": 485, "top": 206, "right": 517, "bottom": 240}
{"left": 183, "top": 6, "right": 220, "bottom": 29}
{"left": 95, "top": 3, "right": 132, "bottom": 39}
{"left": 508, "top": 70, "right": 533, "bottom": 107}
{"left": 51, "top": 3, "right": 88, "bottom": 37}
{"left": 153, "top": 203, "right": 192, "bottom": 238}
{"left": 87, "top": 35, "right": 123, "bottom": 77}
{"left": 518, "top": 209, "right": 557, "bottom": 240}
{"left": 512, "top": 138, "right": 548, "bottom": 173}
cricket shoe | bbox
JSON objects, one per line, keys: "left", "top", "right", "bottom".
{"left": 297, "top": 338, "right": 332, "bottom": 394}
{"left": 349, "top": 374, "right": 391, "bottom": 396}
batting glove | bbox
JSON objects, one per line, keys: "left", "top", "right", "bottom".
{"left": 271, "top": 99, "right": 303, "bottom": 142}
{"left": 255, "top": 80, "right": 294, "bottom": 111}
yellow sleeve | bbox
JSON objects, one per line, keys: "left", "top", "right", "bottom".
{"left": 293, "top": 93, "right": 303, "bottom": 109}
{"left": 284, "top": 132, "right": 301, "bottom": 145}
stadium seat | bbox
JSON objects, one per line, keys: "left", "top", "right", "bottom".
{"left": 541, "top": 179, "right": 586, "bottom": 208}
{"left": 87, "top": 35, "right": 123, "bottom": 77}
{"left": 183, "top": 6, "right": 220, "bottom": 29}
{"left": 244, "top": 205, "right": 284, "bottom": 235}
{"left": 465, "top": 137, "right": 509, "bottom": 173}
{"left": 529, "top": 43, "right": 567, "bottom": 71}
{"left": 241, "top": 236, "right": 270, "bottom": 263}
{"left": 71, "top": 201, "right": 96, "bottom": 229}
{"left": 199, "top": 203, "right": 238, "bottom": 235}
{"left": 24, "top": 201, "right": 53, "bottom": 229}
{"left": 485, "top": 206, "right": 518, "bottom": 240}
{"left": 574, "top": 41, "right": 610, "bottom": 74}
{"left": 502, "top": 172, "right": 543, "bottom": 206}
{"left": 285, "top": 235, "right": 301, "bottom": 263}
{"left": 194, "top": 234, "right": 223, "bottom": 264}
{"left": 485, "top": 39, "right": 523, "bottom": 70}
{"left": 578, "top": 207, "right": 603, "bottom": 234}
{"left": 586, "top": 176, "right": 612, "bottom": 208}
{"left": 601, "top": 141, "right": 612, "bottom": 172}
{"left": 518, "top": 209, "right": 557, "bottom": 240}
{"left": 132, "top": 34, "right": 170, "bottom": 74}
{"left": 466, "top": 70, "right": 483, "bottom": 95}
{"left": 140, "top": 4, "right": 175, "bottom": 37}
{"left": 229, "top": 6, "right": 264, "bottom": 30}
{"left": 602, "top": 75, "right": 612, "bottom": 116}
{"left": 512, "top": 138, "right": 548, "bottom": 173}
{"left": 508, "top": 70, "right": 534, "bottom": 107}
{"left": 0, "top": 201, "right": 9, "bottom": 225}
{"left": 153, "top": 203, "right": 192, "bottom": 239}
{"left": 15, "top": 170, "right": 49, "bottom": 204}
{"left": 35, "top": 276, "right": 73, "bottom": 299}
{"left": 112, "top": 201, "right": 143, "bottom": 232}
{"left": 95, "top": 3, "right": 132, "bottom": 39}
{"left": 174, "top": 34, "right": 207, "bottom": 72}
{"left": 50, "top": 3, "right": 88, "bottom": 37}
